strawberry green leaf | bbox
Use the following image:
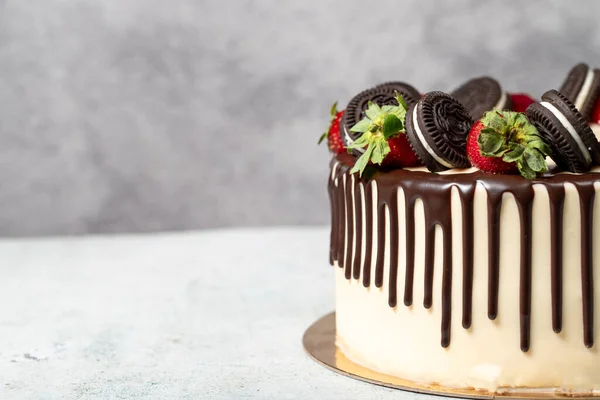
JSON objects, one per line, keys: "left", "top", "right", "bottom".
{"left": 479, "top": 132, "right": 505, "bottom": 155}
{"left": 527, "top": 137, "right": 552, "bottom": 155}
{"left": 481, "top": 111, "right": 506, "bottom": 132}
{"left": 350, "top": 144, "right": 375, "bottom": 176}
{"left": 350, "top": 118, "right": 372, "bottom": 133}
{"left": 391, "top": 108, "right": 406, "bottom": 121}
{"left": 371, "top": 138, "right": 390, "bottom": 165}
{"left": 523, "top": 148, "right": 547, "bottom": 172}
{"left": 382, "top": 114, "right": 403, "bottom": 139}
{"left": 521, "top": 122, "right": 539, "bottom": 137}
{"left": 395, "top": 93, "right": 408, "bottom": 111}
{"left": 502, "top": 145, "right": 525, "bottom": 163}
{"left": 330, "top": 102, "right": 338, "bottom": 118}
{"left": 480, "top": 127, "right": 499, "bottom": 135}
{"left": 318, "top": 132, "right": 327, "bottom": 144}
{"left": 382, "top": 105, "right": 394, "bottom": 113}
{"left": 365, "top": 102, "right": 382, "bottom": 120}
{"left": 372, "top": 143, "right": 384, "bottom": 165}
{"left": 361, "top": 165, "right": 378, "bottom": 181}
{"left": 348, "top": 131, "right": 372, "bottom": 149}
{"left": 517, "top": 160, "right": 536, "bottom": 180}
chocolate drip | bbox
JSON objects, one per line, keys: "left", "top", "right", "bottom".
{"left": 362, "top": 183, "right": 374, "bottom": 287}
{"left": 388, "top": 194, "right": 400, "bottom": 307}
{"left": 457, "top": 185, "right": 475, "bottom": 329}
{"left": 328, "top": 154, "right": 600, "bottom": 351}
{"left": 517, "top": 195, "right": 534, "bottom": 352}
{"left": 335, "top": 172, "right": 346, "bottom": 268}
{"left": 328, "top": 171, "right": 337, "bottom": 266}
{"left": 546, "top": 184, "right": 565, "bottom": 333}
{"left": 352, "top": 183, "right": 364, "bottom": 280}
{"left": 441, "top": 222, "right": 453, "bottom": 348}
{"left": 485, "top": 190, "right": 502, "bottom": 320}
{"left": 423, "top": 224, "right": 436, "bottom": 309}
{"left": 575, "top": 183, "right": 595, "bottom": 348}
{"left": 417, "top": 185, "right": 454, "bottom": 309}
{"left": 374, "top": 202, "right": 386, "bottom": 288}
{"left": 403, "top": 198, "right": 416, "bottom": 306}
{"left": 344, "top": 176, "right": 355, "bottom": 279}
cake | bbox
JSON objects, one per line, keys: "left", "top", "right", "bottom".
{"left": 320, "top": 63, "right": 600, "bottom": 394}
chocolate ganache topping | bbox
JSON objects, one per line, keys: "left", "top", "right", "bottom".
{"left": 329, "top": 153, "right": 598, "bottom": 351}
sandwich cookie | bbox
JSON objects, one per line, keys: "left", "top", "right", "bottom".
{"left": 451, "top": 77, "right": 511, "bottom": 120}
{"left": 558, "top": 63, "right": 600, "bottom": 121}
{"left": 526, "top": 89, "right": 600, "bottom": 173}
{"left": 341, "top": 82, "right": 421, "bottom": 154}
{"left": 404, "top": 91, "right": 473, "bottom": 172}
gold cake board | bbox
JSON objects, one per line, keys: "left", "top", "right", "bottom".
{"left": 303, "top": 312, "right": 597, "bottom": 399}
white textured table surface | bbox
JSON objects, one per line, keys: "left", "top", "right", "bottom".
{"left": 0, "top": 227, "right": 438, "bottom": 399}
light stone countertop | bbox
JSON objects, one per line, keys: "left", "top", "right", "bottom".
{"left": 0, "top": 227, "right": 437, "bottom": 399}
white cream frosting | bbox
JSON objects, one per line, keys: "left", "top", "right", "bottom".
{"left": 334, "top": 172, "right": 600, "bottom": 393}
{"left": 541, "top": 101, "right": 592, "bottom": 165}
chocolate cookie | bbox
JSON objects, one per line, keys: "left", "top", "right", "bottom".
{"left": 451, "top": 77, "right": 511, "bottom": 120}
{"left": 558, "top": 63, "right": 600, "bottom": 121}
{"left": 404, "top": 91, "right": 473, "bottom": 172}
{"left": 341, "top": 82, "right": 421, "bottom": 154}
{"left": 526, "top": 89, "right": 600, "bottom": 172}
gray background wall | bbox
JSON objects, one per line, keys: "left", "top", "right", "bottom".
{"left": 0, "top": 0, "right": 599, "bottom": 236}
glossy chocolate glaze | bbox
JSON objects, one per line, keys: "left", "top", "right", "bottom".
{"left": 329, "top": 153, "right": 599, "bottom": 351}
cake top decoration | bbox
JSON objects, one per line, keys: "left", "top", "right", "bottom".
{"left": 319, "top": 63, "right": 600, "bottom": 179}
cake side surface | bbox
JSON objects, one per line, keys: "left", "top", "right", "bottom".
{"left": 330, "top": 154, "right": 600, "bottom": 392}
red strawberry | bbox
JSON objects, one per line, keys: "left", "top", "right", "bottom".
{"left": 467, "top": 121, "right": 517, "bottom": 174}
{"left": 327, "top": 110, "right": 345, "bottom": 154}
{"left": 381, "top": 135, "right": 421, "bottom": 168}
{"left": 510, "top": 93, "right": 535, "bottom": 113}
{"left": 592, "top": 98, "right": 600, "bottom": 124}
{"left": 466, "top": 110, "right": 552, "bottom": 179}
{"left": 319, "top": 103, "right": 345, "bottom": 154}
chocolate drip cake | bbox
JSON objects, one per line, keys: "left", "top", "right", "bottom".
{"left": 319, "top": 69, "right": 600, "bottom": 393}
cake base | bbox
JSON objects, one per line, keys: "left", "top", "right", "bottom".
{"left": 303, "top": 312, "right": 599, "bottom": 399}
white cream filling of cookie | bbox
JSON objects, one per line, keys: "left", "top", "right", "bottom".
{"left": 540, "top": 101, "right": 592, "bottom": 165}
{"left": 343, "top": 125, "right": 366, "bottom": 154}
{"left": 591, "top": 123, "right": 600, "bottom": 141}
{"left": 574, "top": 67, "right": 595, "bottom": 112}
{"left": 412, "top": 106, "right": 454, "bottom": 169}
{"left": 494, "top": 91, "right": 508, "bottom": 110}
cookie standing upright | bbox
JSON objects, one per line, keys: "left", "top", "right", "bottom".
{"left": 558, "top": 63, "right": 600, "bottom": 121}
{"left": 526, "top": 89, "right": 600, "bottom": 172}
{"left": 451, "top": 77, "right": 511, "bottom": 121}
{"left": 404, "top": 91, "right": 473, "bottom": 172}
